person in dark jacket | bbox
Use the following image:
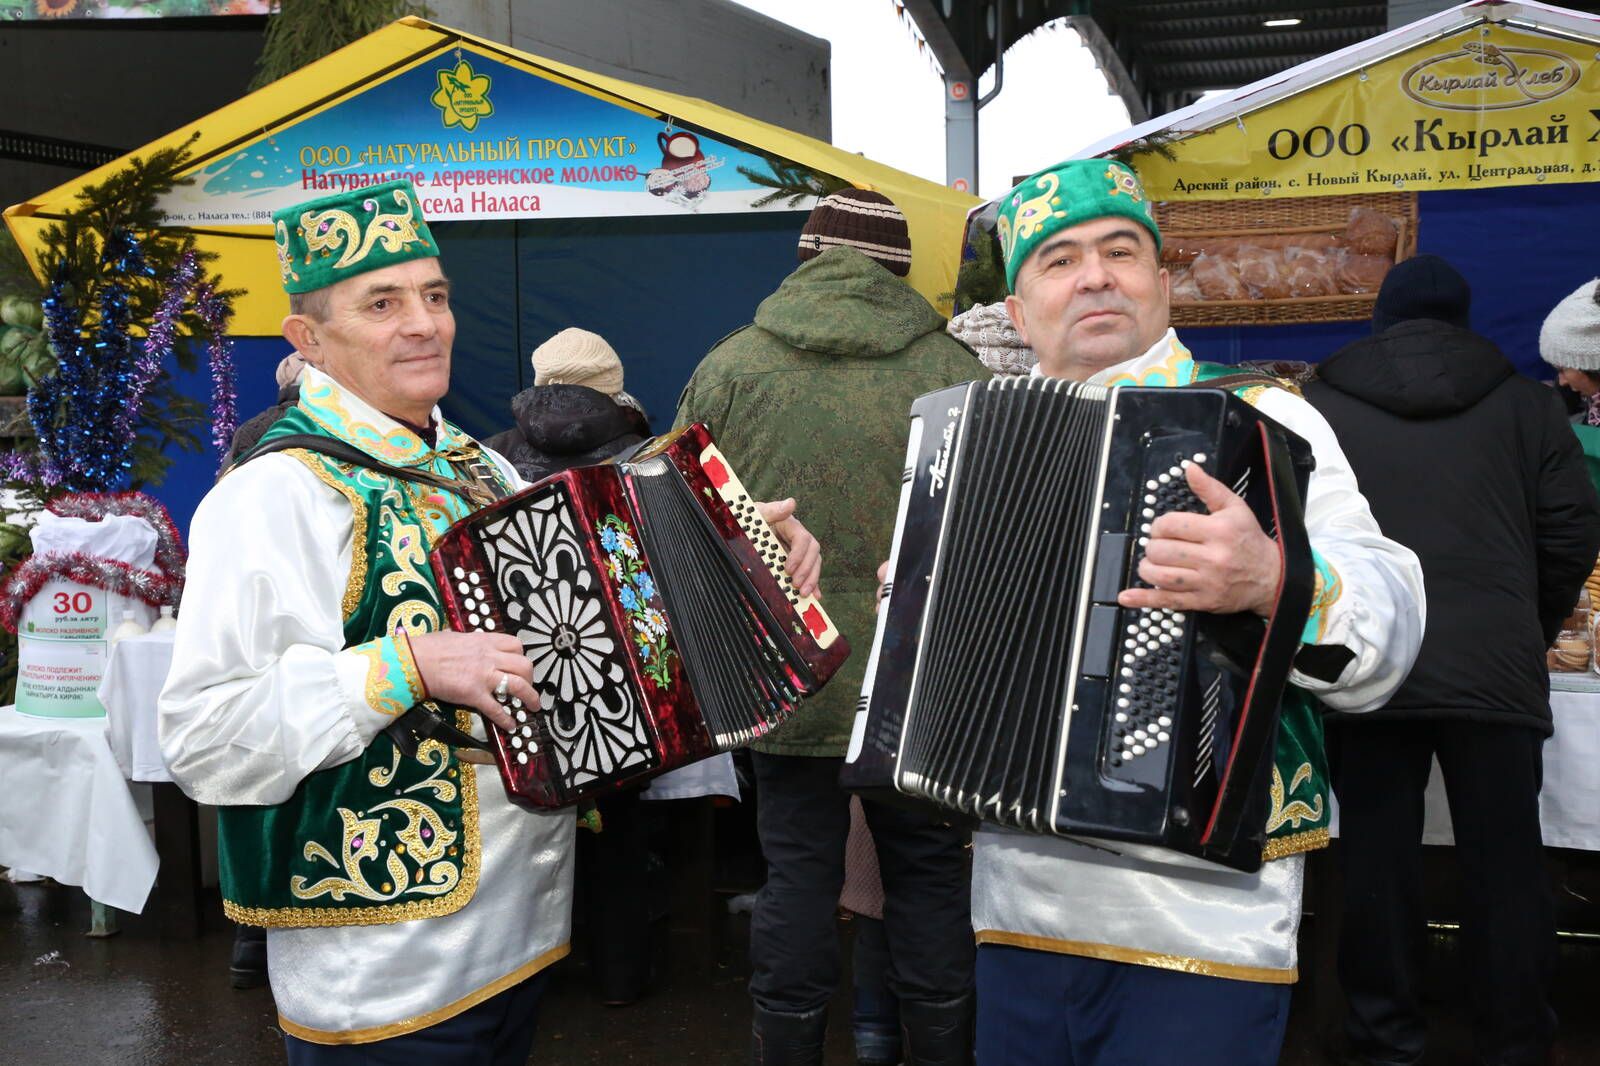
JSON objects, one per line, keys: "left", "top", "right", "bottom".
{"left": 485, "top": 327, "right": 662, "bottom": 1005}
{"left": 1304, "top": 254, "right": 1600, "bottom": 1066}
{"left": 483, "top": 328, "right": 650, "bottom": 484}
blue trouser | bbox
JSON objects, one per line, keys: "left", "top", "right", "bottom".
{"left": 283, "top": 970, "right": 550, "bottom": 1066}
{"left": 975, "top": 944, "right": 1291, "bottom": 1066}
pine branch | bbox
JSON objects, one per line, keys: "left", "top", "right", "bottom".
{"left": 251, "top": 0, "right": 434, "bottom": 90}
{"left": 736, "top": 151, "right": 851, "bottom": 209}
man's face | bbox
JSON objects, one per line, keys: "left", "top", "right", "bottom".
{"left": 1005, "top": 216, "right": 1170, "bottom": 381}
{"left": 286, "top": 257, "right": 454, "bottom": 424}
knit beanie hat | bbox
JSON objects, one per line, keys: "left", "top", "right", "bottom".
{"left": 531, "top": 328, "right": 624, "bottom": 394}
{"left": 798, "top": 189, "right": 912, "bottom": 277}
{"left": 948, "top": 302, "right": 1036, "bottom": 376}
{"left": 275, "top": 351, "right": 307, "bottom": 389}
{"left": 1540, "top": 279, "right": 1600, "bottom": 372}
{"left": 1371, "top": 254, "right": 1472, "bottom": 334}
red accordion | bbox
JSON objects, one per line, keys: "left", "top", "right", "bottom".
{"left": 430, "top": 423, "right": 849, "bottom": 809}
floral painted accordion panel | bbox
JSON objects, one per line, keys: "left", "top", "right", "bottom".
{"left": 431, "top": 423, "right": 849, "bottom": 809}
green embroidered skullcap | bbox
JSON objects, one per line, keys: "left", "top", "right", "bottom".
{"left": 272, "top": 179, "right": 441, "bottom": 295}
{"left": 996, "top": 159, "right": 1162, "bottom": 292}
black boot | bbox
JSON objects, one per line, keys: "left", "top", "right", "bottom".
{"left": 750, "top": 1003, "right": 829, "bottom": 1066}
{"left": 230, "top": 924, "right": 267, "bottom": 990}
{"left": 898, "top": 993, "right": 974, "bottom": 1066}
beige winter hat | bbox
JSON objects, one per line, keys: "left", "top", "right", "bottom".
{"left": 531, "top": 328, "right": 625, "bottom": 394}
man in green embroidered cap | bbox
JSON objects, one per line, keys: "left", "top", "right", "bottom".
{"left": 159, "top": 179, "right": 822, "bottom": 1062}
{"left": 960, "top": 158, "right": 1427, "bottom": 1066}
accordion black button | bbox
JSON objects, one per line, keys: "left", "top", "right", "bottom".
{"left": 1092, "top": 534, "right": 1130, "bottom": 603}
{"left": 1081, "top": 605, "right": 1119, "bottom": 679}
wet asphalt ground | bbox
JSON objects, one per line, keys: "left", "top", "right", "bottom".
{"left": 4, "top": 845, "right": 1599, "bottom": 1066}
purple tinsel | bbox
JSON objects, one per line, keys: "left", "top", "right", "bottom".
{"left": 194, "top": 283, "right": 237, "bottom": 464}
{"left": 118, "top": 251, "right": 198, "bottom": 448}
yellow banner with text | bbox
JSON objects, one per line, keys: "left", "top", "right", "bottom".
{"left": 1132, "top": 21, "right": 1600, "bottom": 200}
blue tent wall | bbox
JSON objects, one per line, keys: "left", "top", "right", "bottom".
{"left": 154, "top": 212, "right": 808, "bottom": 535}
{"left": 155, "top": 335, "right": 288, "bottom": 536}
{"left": 1178, "top": 183, "right": 1600, "bottom": 379}
{"left": 434, "top": 211, "right": 809, "bottom": 441}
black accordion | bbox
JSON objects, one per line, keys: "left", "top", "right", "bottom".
{"left": 432, "top": 424, "right": 849, "bottom": 809}
{"left": 841, "top": 378, "right": 1315, "bottom": 871}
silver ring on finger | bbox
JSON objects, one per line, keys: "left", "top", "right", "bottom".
{"left": 493, "top": 673, "right": 510, "bottom": 703}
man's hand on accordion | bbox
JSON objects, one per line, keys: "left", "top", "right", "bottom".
{"left": 755, "top": 497, "right": 822, "bottom": 598}
{"left": 407, "top": 631, "right": 538, "bottom": 733}
{"left": 1117, "top": 460, "right": 1282, "bottom": 619}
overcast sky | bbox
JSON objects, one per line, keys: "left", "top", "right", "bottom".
{"left": 726, "top": 0, "right": 1133, "bottom": 199}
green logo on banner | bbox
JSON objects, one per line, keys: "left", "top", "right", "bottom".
{"left": 432, "top": 59, "right": 494, "bottom": 131}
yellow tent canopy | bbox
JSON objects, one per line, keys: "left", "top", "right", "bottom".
{"left": 5, "top": 16, "right": 977, "bottom": 336}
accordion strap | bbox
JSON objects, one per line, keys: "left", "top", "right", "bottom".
{"left": 1199, "top": 421, "right": 1316, "bottom": 856}
{"left": 231, "top": 432, "right": 507, "bottom": 758}
{"left": 232, "top": 433, "right": 510, "bottom": 507}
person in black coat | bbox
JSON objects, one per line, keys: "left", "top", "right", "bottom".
{"left": 1304, "top": 255, "right": 1600, "bottom": 1066}
{"left": 482, "top": 327, "right": 650, "bottom": 484}
{"left": 486, "top": 328, "right": 658, "bottom": 1005}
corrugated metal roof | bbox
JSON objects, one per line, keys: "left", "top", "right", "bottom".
{"left": 905, "top": 0, "right": 1600, "bottom": 116}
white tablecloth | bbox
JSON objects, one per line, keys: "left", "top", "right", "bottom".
{"left": 97, "top": 631, "right": 175, "bottom": 783}
{"left": 0, "top": 705, "right": 159, "bottom": 912}
{"left": 642, "top": 752, "right": 740, "bottom": 801}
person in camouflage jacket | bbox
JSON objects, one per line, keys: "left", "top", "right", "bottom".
{"left": 674, "top": 190, "right": 985, "bottom": 1066}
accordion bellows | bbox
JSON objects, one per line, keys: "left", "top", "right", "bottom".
{"left": 432, "top": 423, "right": 849, "bottom": 808}
{"left": 842, "top": 378, "right": 1316, "bottom": 871}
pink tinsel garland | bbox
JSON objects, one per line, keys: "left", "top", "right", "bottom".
{"left": 1, "top": 551, "right": 179, "bottom": 635}
{"left": 46, "top": 491, "right": 186, "bottom": 590}
{"left": 0, "top": 491, "right": 188, "bottom": 634}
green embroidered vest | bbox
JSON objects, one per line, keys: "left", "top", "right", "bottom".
{"left": 217, "top": 383, "right": 510, "bottom": 928}
{"left": 1189, "top": 360, "right": 1331, "bottom": 859}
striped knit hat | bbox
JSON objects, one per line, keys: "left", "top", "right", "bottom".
{"left": 797, "top": 189, "right": 912, "bottom": 277}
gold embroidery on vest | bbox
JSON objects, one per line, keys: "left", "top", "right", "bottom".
{"left": 1266, "top": 761, "right": 1325, "bottom": 834}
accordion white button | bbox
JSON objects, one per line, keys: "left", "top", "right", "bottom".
{"left": 516, "top": 709, "right": 528, "bottom": 723}
{"left": 1114, "top": 712, "right": 1128, "bottom": 723}
{"left": 1116, "top": 698, "right": 1129, "bottom": 709}
{"left": 1158, "top": 731, "right": 1171, "bottom": 743}
{"left": 1158, "top": 716, "right": 1173, "bottom": 728}
{"left": 470, "top": 573, "right": 481, "bottom": 585}
{"left": 1146, "top": 479, "right": 1158, "bottom": 490}
{"left": 484, "top": 619, "right": 497, "bottom": 630}
{"left": 510, "top": 735, "right": 522, "bottom": 749}
{"left": 1122, "top": 735, "right": 1135, "bottom": 747}
{"left": 1134, "top": 729, "right": 1147, "bottom": 740}
{"left": 1194, "top": 453, "right": 1207, "bottom": 463}
{"left": 517, "top": 752, "right": 529, "bottom": 765}
{"left": 1131, "top": 744, "right": 1146, "bottom": 756}
{"left": 457, "top": 582, "right": 471, "bottom": 594}
{"left": 453, "top": 567, "right": 465, "bottom": 579}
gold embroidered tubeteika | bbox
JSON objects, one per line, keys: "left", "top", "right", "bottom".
{"left": 300, "top": 186, "right": 427, "bottom": 271}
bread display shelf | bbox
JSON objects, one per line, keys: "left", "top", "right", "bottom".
{"left": 1154, "top": 192, "right": 1419, "bottom": 327}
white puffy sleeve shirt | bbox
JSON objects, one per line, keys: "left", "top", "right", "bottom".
{"left": 159, "top": 444, "right": 573, "bottom": 1042}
